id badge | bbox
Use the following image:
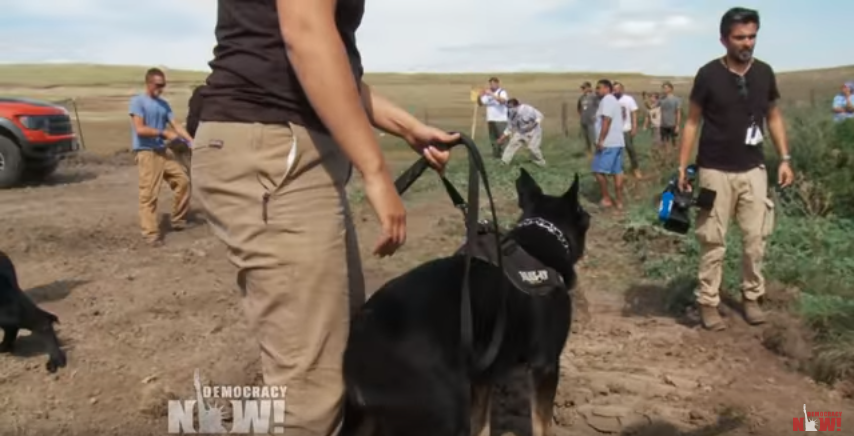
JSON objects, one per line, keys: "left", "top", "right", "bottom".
{"left": 745, "top": 123, "right": 763, "bottom": 146}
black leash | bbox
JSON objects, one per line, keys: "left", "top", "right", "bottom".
{"left": 393, "top": 133, "right": 507, "bottom": 373}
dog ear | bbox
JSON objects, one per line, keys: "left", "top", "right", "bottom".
{"left": 516, "top": 167, "right": 543, "bottom": 209}
{"left": 563, "top": 173, "right": 580, "bottom": 206}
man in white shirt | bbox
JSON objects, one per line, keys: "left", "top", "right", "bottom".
{"left": 497, "top": 98, "right": 546, "bottom": 166}
{"left": 591, "top": 79, "right": 626, "bottom": 209}
{"left": 613, "top": 82, "right": 642, "bottom": 178}
{"left": 478, "top": 77, "right": 510, "bottom": 158}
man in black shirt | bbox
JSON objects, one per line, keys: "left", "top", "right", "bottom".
{"left": 677, "top": 7, "right": 794, "bottom": 331}
{"left": 190, "top": 1, "right": 458, "bottom": 434}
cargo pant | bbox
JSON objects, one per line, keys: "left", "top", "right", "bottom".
{"left": 190, "top": 121, "right": 365, "bottom": 436}
{"left": 694, "top": 165, "right": 776, "bottom": 307}
{"left": 502, "top": 127, "right": 545, "bottom": 166}
{"left": 135, "top": 148, "right": 191, "bottom": 242}
{"left": 487, "top": 121, "right": 508, "bottom": 158}
{"left": 580, "top": 122, "right": 595, "bottom": 153}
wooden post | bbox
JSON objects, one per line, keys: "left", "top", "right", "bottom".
{"left": 469, "top": 88, "right": 480, "bottom": 139}
{"left": 561, "top": 102, "right": 568, "bottom": 137}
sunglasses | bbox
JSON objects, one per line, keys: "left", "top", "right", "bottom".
{"left": 734, "top": 75, "right": 748, "bottom": 99}
{"left": 152, "top": 82, "right": 166, "bottom": 89}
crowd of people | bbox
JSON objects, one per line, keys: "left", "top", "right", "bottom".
{"left": 120, "top": 4, "right": 818, "bottom": 434}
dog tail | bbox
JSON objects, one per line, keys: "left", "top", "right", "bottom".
{"left": 41, "top": 309, "right": 59, "bottom": 324}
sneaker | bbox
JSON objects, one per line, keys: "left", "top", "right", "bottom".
{"left": 699, "top": 304, "right": 726, "bottom": 331}
{"left": 742, "top": 299, "right": 766, "bottom": 325}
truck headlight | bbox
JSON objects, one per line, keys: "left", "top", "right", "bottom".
{"left": 18, "top": 115, "right": 49, "bottom": 131}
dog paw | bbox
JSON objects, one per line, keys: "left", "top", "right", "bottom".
{"left": 46, "top": 352, "right": 67, "bottom": 373}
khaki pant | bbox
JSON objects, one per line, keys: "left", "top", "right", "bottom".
{"left": 694, "top": 165, "right": 775, "bottom": 307}
{"left": 135, "top": 148, "right": 191, "bottom": 242}
{"left": 190, "top": 121, "right": 365, "bottom": 436}
{"left": 502, "top": 127, "right": 545, "bottom": 165}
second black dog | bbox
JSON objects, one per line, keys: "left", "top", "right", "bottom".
{"left": 0, "top": 250, "right": 67, "bottom": 372}
{"left": 342, "top": 168, "right": 591, "bottom": 436}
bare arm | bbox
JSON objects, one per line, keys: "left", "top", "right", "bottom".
{"left": 678, "top": 101, "right": 703, "bottom": 169}
{"left": 130, "top": 116, "right": 163, "bottom": 138}
{"left": 277, "top": 0, "right": 387, "bottom": 178}
{"left": 358, "top": 81, "right": 421, "bottom": 141}
{"left": 631, "top": 109, "right": 638, "bottom": 132}
{"left": 597, "top": 117, "right": 611, "bottom": 144}
{"left": 168, "top": 120, "right": 193, "bottom": 142}
{"left": 766, "top": 104, "right": 790, "bottom": 158}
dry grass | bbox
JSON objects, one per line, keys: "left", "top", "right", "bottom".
{"left": 0, "top": 63, "right": 851, "bottom": 156}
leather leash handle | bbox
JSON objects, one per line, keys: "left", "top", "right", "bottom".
{"left": 392, "top": 132, "right": 507, "bottom": 373}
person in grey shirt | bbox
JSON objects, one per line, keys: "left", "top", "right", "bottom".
{"left": 659, "top": 81, "right": 682, "bottom": 148}
{"left": 576, "top": 81, "right": 599, "bottom": 156}
{"left": 498, "top": 98, "right": 546, "bottom": 166}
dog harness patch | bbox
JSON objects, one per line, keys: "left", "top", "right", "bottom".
{"left": 454, "top": 222, "right": 565, "bottom": 296}
{"left": 518, "top": 269, "right": 549, "bottom": 285}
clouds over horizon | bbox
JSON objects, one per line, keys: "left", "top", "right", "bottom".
{"left": 0, "top": 0, "right": 849, "bottom": 76}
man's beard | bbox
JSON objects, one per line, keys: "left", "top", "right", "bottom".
{"left": 731, "top": 47, "right": 753, "bottom": 63}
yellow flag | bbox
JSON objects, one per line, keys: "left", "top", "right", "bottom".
{"left": 470, "top": 88, "right": 479, "bottom": 103}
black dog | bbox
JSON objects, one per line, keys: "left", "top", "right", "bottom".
{"left": 0, "top": 250, "right": 67, "bottom": 372}
{"left": 342, "top": 168, "right": 590, "bottom": 436}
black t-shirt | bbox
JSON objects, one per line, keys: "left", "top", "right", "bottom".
{"left": 186, "top": 85, "right": 204, "bottom": 138}
{"left": 690, "top": 58, "right": 780, "bottom": 172}
{"left": 199, "top": 0, "right": 365, "bottom": 132}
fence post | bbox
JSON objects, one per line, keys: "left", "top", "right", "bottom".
{"left": 560, "top": 102, "right": 568, "bottom": 137}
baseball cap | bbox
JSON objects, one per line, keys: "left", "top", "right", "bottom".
{"left": 845, "top": 81, "right": 854, "bottom": 90}
{"left": 580, "top": 81, "right": 591, "bottom": 89}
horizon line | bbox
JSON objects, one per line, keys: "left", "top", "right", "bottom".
{"left": 0, "top": 61, "right": 852, "bottom": 77}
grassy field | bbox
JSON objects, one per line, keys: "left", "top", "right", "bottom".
{"left": 1, "top": 62, "right": 852, "bottom": 157}
{"left": 3, "top": 62, "right": 853, "bottom": 389}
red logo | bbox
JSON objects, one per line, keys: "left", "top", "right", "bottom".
{"left": 793, "top": 404, "right": 842, "bottom": 431}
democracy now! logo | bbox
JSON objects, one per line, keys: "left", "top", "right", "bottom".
{"left": 167, "top": 369, "right": 287, "bottom": 434}
{"left": 792, "top": 403, "right": 842, "bottom": 431}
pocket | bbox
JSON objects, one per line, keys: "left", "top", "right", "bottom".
{"left": 252, "top": 123, "right": 300, "bottom": 201}
{"left": 694, "top": 207, "right": 723, "bottom": 245}
{"left": 761, "top": 198, "right": 775, "bottom": 238}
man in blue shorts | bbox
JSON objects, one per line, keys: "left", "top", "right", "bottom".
{"left": 591, "top": 79, "right": 626, "bottom": 209}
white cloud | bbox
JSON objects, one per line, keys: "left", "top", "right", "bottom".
{"left": 0, "top": 0, "right": 709, "bottom": 74}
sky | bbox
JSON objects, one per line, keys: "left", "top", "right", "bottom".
{"left": 0, "top": 0, "right": 850, "bottom": 76}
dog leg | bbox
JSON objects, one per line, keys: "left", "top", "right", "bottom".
{"left": 528, "top": 365, "right": 559, "bottom": 436}
{"left": 37, "top": 324, "right": 66, "bottom": 372}
{"left": 470, "top": 382, "right": 492, "bottom": 436}
{"left": 0, "top": 326, "right": 18, "bottom": 353}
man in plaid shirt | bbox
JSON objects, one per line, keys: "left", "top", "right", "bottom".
{"left": 497, "top": 98, "right": 546, "bottom": 166}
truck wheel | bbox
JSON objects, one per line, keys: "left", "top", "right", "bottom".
{"left": 23, "top": 160, "right": 60, "bottom": 182}
{"left": 0, "top": 136, "right": 24, "bottom": 189}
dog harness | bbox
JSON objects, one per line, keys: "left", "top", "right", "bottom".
{"left": 453, "top": 218, "right": 567, "bottom": 297}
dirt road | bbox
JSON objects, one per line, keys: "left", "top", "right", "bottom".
{"left": 1, "top": 161, "right": 851, "bottom": 436}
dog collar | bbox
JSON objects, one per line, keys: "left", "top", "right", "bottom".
{"left": 515, "top": 217, "right": 571, "bottom": 255}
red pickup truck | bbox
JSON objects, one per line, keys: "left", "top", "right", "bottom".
{"left": 0, "top": 97, "right": 81, "bottom": 188}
